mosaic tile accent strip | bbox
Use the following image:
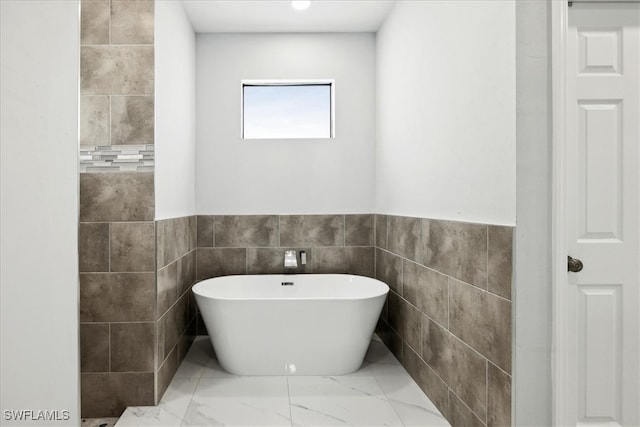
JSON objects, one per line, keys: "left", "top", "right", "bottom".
{"left": 80, "top": 144, "right": 154, "bottom": 173}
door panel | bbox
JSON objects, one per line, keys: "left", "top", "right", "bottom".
{"left": 566, "top": 3, "right": 639, "bottom": 426}
{"left": 577, "top": 101, "right": 622, "bottom": 240}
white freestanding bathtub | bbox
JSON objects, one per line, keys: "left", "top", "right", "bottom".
{"left": 192, "top": 274, "right": 389, "bottom": 376}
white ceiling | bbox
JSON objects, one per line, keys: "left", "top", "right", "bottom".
{"left": 181, "top": 0, "right": 396, "bottom": 33}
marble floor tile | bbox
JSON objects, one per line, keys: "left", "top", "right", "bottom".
{"left": 183, "top": 377, "right": 292, "bottom": 426}
{"left": 371, "top": 364, "right": 448, "bottom": 426}
{"left": 116, "top": 377, "right": 199, "bottom": 426}
{"left": 288, "top": 376, "right": 404, "bottom": 426}
{"left": 200, "top": 357, "right": 236, "bottom": 378}
{"left": 113, "top": 336, "right": 450, "bottom": 427}
{"left": 173, "top": 350, "right": 210, "bottom": 379}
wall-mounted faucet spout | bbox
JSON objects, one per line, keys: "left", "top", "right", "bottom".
{"left": 284, "top": 250, "right": 298, "bottom": 268}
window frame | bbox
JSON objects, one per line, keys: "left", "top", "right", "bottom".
{"left": 240, "top": 79, "right": 336, "bottom": 140}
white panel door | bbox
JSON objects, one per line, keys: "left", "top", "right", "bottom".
{"left": 566, "top": 3, "right": 639, "bottom": 426}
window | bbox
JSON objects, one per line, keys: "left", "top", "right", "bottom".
{"left": 241, "top": 80, "right": 334, "bottom": 139}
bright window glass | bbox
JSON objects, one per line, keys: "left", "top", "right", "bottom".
{"left": 242, "top": 82, "right": 333, "bottom": 139}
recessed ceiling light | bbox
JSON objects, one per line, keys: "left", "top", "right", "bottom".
{"left": 291, "top": 0, "right": 311, "bottom": 11}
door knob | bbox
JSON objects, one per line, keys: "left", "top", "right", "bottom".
{"left": 568, "top": 255, "right": 583, "bottom": 273}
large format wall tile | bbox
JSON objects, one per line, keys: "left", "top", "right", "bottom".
{"left": 80, "top": 95, "right": 109, "bottom": 146}
{"left": 157, "top": 216, "right": 194, "bottom": 269}
{"left": 488, "top": 362, "right": 511, "bottom": 427}
{"left": 449, "top": 279, "right": 511, "bottom": 373}
{"left": 79, "top": 222, "right": 109, "bottom": 272}
{"left": 280, "top": 215, "right": 344, "bottom": 247}
{"left": 196, "top": 248, "right": 247, "bottom": 280}
{"left": 448, "top": 390, "right": 485, "bottom": 427}
{"left": 314, "top": 246, "right": 375, "bottom": 277}
{"left": 215, "top": 215, "right": 278, "bottom": 247}
{"left": 110, "top": 222, "right": 155, "bottom": 272}
{"left": 80, "top": 273, "right": 154, "bottom": 322}
{"left": 345, "top": 214, "right": 374, "bottom": 246}
{"left": 81, "top": 46, "right": 154, "bottom": 95}
{"left": 80, "top": 173, "right": 154, "bottom": 221}
{"left": 422, "top": 317, "right": 487, "bottom": 421}
{"left": 196, "top": 215, "right": 214, "bottom": 247}
{"left": 387, "top": 292, "right": 421, "bottom": 353}
{"left": 110, "top": 322, "right": 154, "bottom": 372}
{"left": 111, "top": 96, "right": 154, "bottom": 145}
{"left": 157, "top": 261, "right": 178, "bottom": 318}
{"left": 80, "top": 323, "right": 109, "bottom": 373}
{"left": 375, "top": 214, "right": 388, "bottom": 249}
{"left": 403, "top": 343, "right": 449, "bottom": 413}
{"left": 177, "top": 250, "right": 196, "bottom": 297}
{"left": 402, "top": 260, "right": 449, "bottom": 327}
{"left": 387, "top": 215, "right": 422, "bottom": 262}
{"left": 161, "top": 294, "right": 190, "bottom": 358}
{"left": 375, "top": 248, "right": 403, "bottom": 295}
{"left": 81, "top": 0, "right": 109, "bottom": 45}
{"left": 488, "top": 225, "right": 513, "bottom": 300}
{"left": 157, "top": 347, "right": 178, "bottom": 401}
{"left": 81, "top": 372, "right": 154, "bottom": 418}
{"left": 110, "top": 0, "right": 154, "bottom": 45}
{"left": 421, "top": 219, "right": 488, "bottom": 289}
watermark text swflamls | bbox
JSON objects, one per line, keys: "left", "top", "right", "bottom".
{"left": 3, "top": 409, "right": 70, "bottom": 421}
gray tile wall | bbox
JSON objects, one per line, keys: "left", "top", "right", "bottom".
{"left": 375, "top": 214, "right": 512, "bottom": 427}
{"left": 80, "top": 0, "right": 154, "bottom": 172}
{"left": 196, "top": 214, "right": 375, "bottom": 277}
{"left": 155, "top": 216, "right": 197, "bottom": 401}
{"left": 79, "top": 0, "right": 156, "bottom": 418}
{"left": 79, "top": 173, "right": 156, "bottom": 418}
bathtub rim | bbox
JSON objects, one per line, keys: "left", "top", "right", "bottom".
{"left": 192, "top": 273, "right": 390, "bottom": 301}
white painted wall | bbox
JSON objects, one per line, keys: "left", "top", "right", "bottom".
{"left": 155, "top": 0, "right": 197, "bottom": 220}
{"left": 0, "top": 1, "right": 80, "bottom": 425}
{"left": 196, "top": 33, "right": 376, "bottom": 215}
{"left": 376, "top": 0, "right": 516, "bottom": 225}
{"left": 513, "top": 1, "right": 552, "bottom": 424}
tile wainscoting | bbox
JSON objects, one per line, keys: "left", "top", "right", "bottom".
{"left": 155, "top": 216, "right": 198, "bottom": 400}
{"left": 375, "top": 214, "right": 512, "bottom": 427}
{"left": 195, "top": 214, "right": 375, "bottom": 276}
{"left": 81, "top": 209, "right": 512, "bottom": 423}
{"left": 79, "top": 172, "right": 156, "bottom": 418}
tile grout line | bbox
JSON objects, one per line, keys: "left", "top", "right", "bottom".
{"left": 488, "top": 359, "right": 512, "bottom": 378}
{"left": 369, "top": 368, "right": 408, "bottom": 427}
{"left": 449, "top": 386, "right": 487, "bottom": 426}
{"left": 108, "top": 322, "right": 111, "bottom": 372}
{"left": 378, "top": 247, "right": 511, "bottom": 303}
{"left": 485, "top": 359, "right": 489, "bottom": 425}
